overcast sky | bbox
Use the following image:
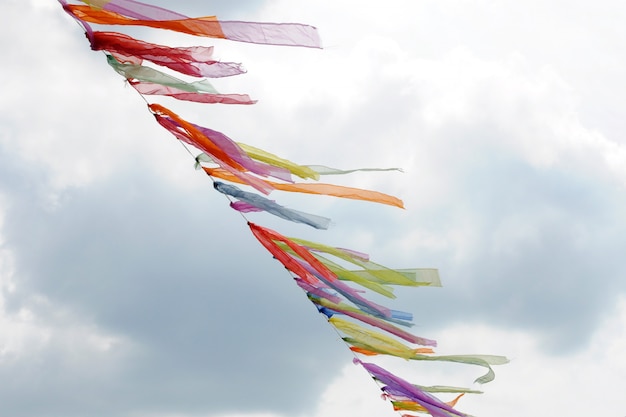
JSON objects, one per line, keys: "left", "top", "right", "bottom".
{"left": 2, "top": 0, "right": 626, "bottom": 416}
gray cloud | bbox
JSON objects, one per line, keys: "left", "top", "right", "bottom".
{"left": 418, "top": 145, "right": 626, "bottom": 352}
{"left": 0, "top": 152, "right": 347, "bottom": 416}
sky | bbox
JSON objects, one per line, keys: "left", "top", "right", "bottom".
{"left": 1, "top": 0, "right": 626, "bottom": 416}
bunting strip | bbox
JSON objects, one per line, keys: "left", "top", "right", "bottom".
{"left": 59, "top": 1, "right": 507, "bottom": 416}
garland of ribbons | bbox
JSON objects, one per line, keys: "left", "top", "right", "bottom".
{"left": 59, "top": 1, "right": 508, "bottom": 416}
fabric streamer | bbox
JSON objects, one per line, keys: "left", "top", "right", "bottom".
{"left": 203, "top": 167, "right": 405, "bottom": 208}
{"left": 59, "top": 1, "right": 507, "bottom": 416}
{"left": 129, "top": 81, "right": 256, "bottom": 105}
{"left": 357, "top": 360, "right": 468, "bottom": 417}
{"left": 90, "top": 31, "right": 246, "bottom": 77}
{"left": 63, "top": 3, "right": 322, "bottom": 48}
{"left": 214, "top": 182, "right": 331, "bottom": 230}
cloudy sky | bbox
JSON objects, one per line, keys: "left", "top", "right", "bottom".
{"left": 2, "top": 0, "right": 626, "bottom": 416}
